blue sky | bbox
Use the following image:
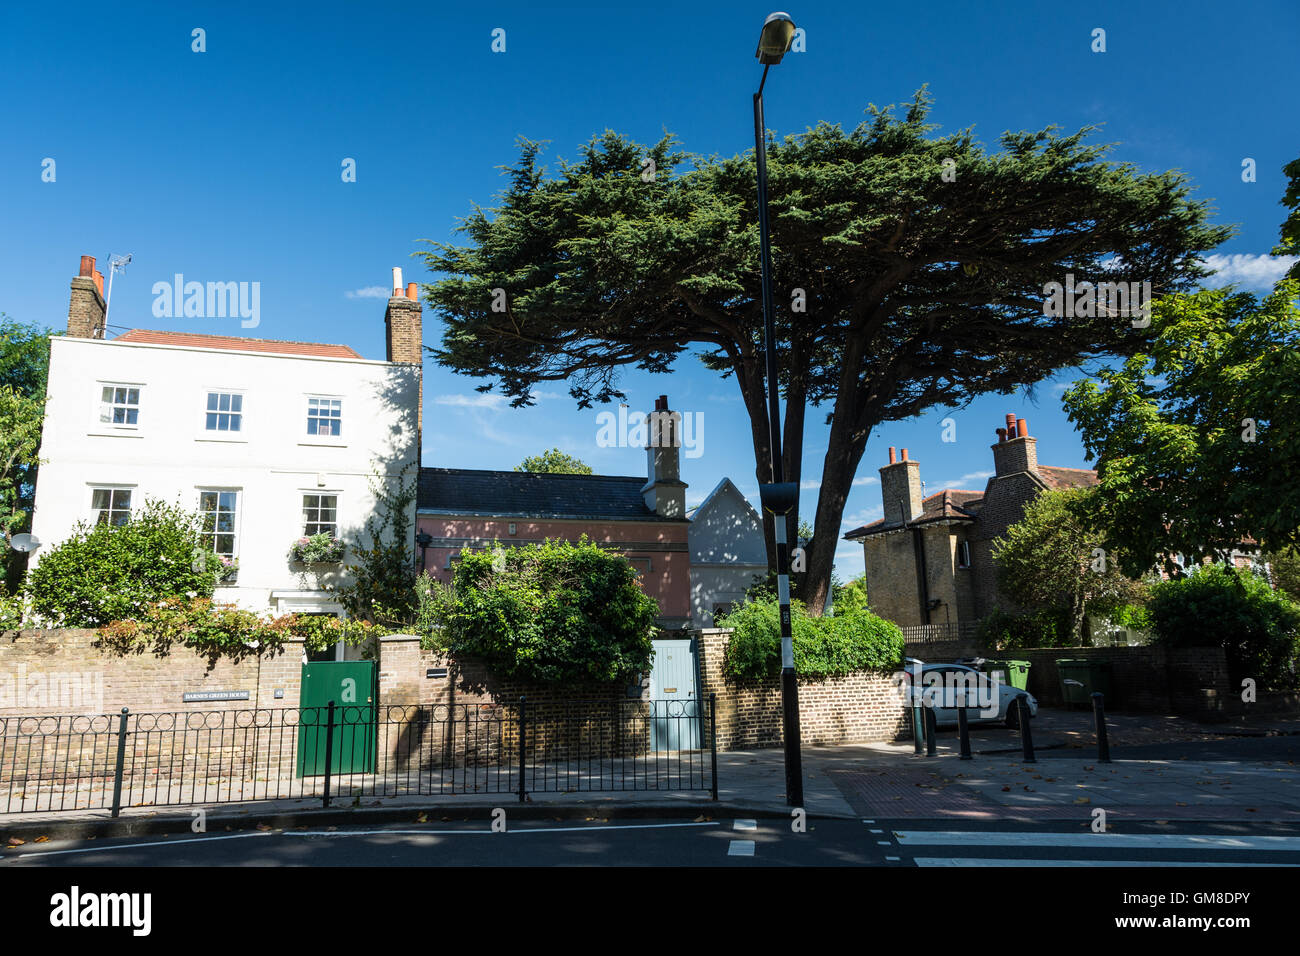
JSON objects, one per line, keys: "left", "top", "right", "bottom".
{"left": 2, "top": 0, "right": 1296, "bottom": 580}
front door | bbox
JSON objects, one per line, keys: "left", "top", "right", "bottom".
{"left": 649, "top": 638, "right": 700, "bottom": 751}
{"left": 296, "top": 660, "right": 376, "bottom": 776}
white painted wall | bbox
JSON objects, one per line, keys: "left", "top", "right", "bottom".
{"left": 688, "top": 479, "right": 767, "bottom": 627}
{"left": 30, "top": 336, "right": 419, "bottom": 615}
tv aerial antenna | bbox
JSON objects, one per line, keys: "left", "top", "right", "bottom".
{"left": 104, "top": 254, "right": 133, "bottom": 330}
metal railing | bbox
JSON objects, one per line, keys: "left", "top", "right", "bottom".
{"left": 0, "top": 696, "right": 718, "bottom": 815}
{"left": 899, "top": 622, "right": 982, "bottom": 644}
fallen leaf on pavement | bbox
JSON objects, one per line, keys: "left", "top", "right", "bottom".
{"left": 6, "top": 837, "right": 24, "bottom": 846}
{"left": 1074, "top": 797, "right": 1090, "bottom": 804}
{"left": 1001, "top": 786, "right": 1011, "bottom": 792}
{"left": 34, "top": 836, "right": 48, "bottom": 843}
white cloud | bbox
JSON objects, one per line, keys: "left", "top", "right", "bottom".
{"left": 852, "top": 475, "right": 878, "bottom": 486}
{"left": 800, "top": 479, "right": 821, "bottom": 490}
{"left": 1202, "top": 253, "right": 1298, "bottom": 289}
{"left": 935, "top": 470, "right": 993, "bottom": 491}
{"left": 434, "top": 394, "right": 507, "bottom": 409}
{"left": 345, "top": 286, "right": 391, "bottom": 299}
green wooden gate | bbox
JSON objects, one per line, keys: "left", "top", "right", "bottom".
{"left": 296, "top": 661, "right": 377, "bottom": 776}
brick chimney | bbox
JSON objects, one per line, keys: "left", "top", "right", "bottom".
{"left": 642, "top": 395, "right": 687, "bottom": 518}
{"left": 992, "top": 412, "right": 1038, "bottom": 477}
{"left": 384, "top": 267, "right": 424, "bottom": 438}
{"left": 67, "top": 255, "right": 106, "bottom": 339}
{"left": 880, "top": 446, "right": 923, "bottom": 525}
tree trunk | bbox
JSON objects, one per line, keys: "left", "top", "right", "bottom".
{"left": 804, "top": 406, "right": 874, "bottom": 616}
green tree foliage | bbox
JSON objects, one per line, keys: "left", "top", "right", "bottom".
{"left": 0, "top": 316, "right": 53, "bottom": 587}
{"left": 1273, "top": 156, "right": 1300, "bottom": 281}
{"left": 719, "top": 595, "right": 903, "bottom": 680}
{"left": 1063, "top": 281, "right": 1300, "bottom": 576}
{"left": 1147, "top": 564, "right": 1300, "bottom": 690}
{"left": 432, "top": 537, "right": 659, "bottom": 683}
{"left": 832, "top": 576, "right": 870, "bottom": 617}
{"left": 992, "top": 487, "right": 1147, "bottom": 643}
{"left": 515, "top": 448, "right": 593, "bottom": 474}
{"left": 332, "top": 467, "right": 417, "bottom": 627}
{"left": 976, "top": 606, "right": 1073, "bottom": 650}
{"left": 1268, "top": 547, "right": 1300, "bottom": 604}
{"left": 25, "top": 499, "right": 223, "bottom": 627}
{"left": 419, "top": 91, "right": 1230, "bottom": 614}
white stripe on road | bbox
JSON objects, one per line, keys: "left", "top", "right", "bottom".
{"left": 288, "top": 821, "right": 720, "bottom": 837}
{"left": 3, "top": 830, "right": 277, "bottom": 860}
{"left": 727, "top": 840, "right": 755, "bottom": 857}
{"left": 895, "top": 831, "right": 1300, "bottom": 851}
{"left": 733, "top": 819, "right": 757, "bottom": 831}
{"left": 915, "top": 858, "right": 1296, "bottom": 867}
{"left": 3, "top": 820, "right": 721, "bottom": 860}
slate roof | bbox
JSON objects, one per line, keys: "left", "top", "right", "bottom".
{"left": 112, "top": 329, "right": 363, "bottom": 359}
{"left": 417, "top": 467, "right": 686, "bottom": 522}
{"left": 844, "top": 489, "right": 983, "bottom": 539}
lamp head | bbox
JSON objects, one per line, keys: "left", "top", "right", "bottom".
{"left": 756, "top": 12, "right": 796, "bottom": 65}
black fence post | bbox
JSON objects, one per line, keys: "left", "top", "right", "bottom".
{"left": 110, "top": 707, "right": 129, "bottom": 819}
{"left": 925, "top": 705, "right": 937, "bottom": 757}
{"left": 517, "top": 696, "right": 527, "bottom": 804}
{"left": 1092, "top": 692, "right": 1112, "bottom": 763}
{"left": 957, "top": 706, "right": 972, "bottom": 760}
{"left": 1017, "top": 693, "right": 1036, "bottom": 763}
{"left": 709, "top": 693, "right": 718, "bottom": 801}
{"left": 322, "top": 701, "right": 335, "bottom": 808}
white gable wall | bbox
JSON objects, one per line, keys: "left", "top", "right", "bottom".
{"left": 688, "top": 479, "right": 767, "bottom": 627}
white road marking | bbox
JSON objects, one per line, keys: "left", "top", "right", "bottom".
{"left": 2, "top": 830, "right": 277, "bottom": 860}
{"left": 915, "top": 858, "right": 1295, "bottom": 868}
{"left": 733, "top": 819, "right": 757, "bottom": 831}
{"left": 894, "top": 831, "right": 1300, "bottom": 851}
{"left": 727, "top": 840, "right": 756, "bottom": 857}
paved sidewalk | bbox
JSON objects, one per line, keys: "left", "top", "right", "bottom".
{"left": 4, "top": 708, "right": 1299, "bottom": 842}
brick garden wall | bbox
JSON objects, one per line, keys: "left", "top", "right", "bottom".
{"left": 696, "top": 628, "right": 908, "bottom": 749}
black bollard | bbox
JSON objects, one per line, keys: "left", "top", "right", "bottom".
{"left": 957, "top": 706, "right": 972, "bottom": 759}
{"left": 1092, "top": 691, "right": 1112, "bottom": 763}
{"left": 1016, "top": 693, "right": 1036, "bottom": 763}
{"left": 925, "top": 705, "right": 937, "bottom": 757}
{"left": 911, "top": 699, "right": 925, "bottom": 756}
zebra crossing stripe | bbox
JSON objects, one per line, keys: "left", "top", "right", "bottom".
{"left": 894, "top": 831, "right": 1300, "bottom": 851}
{"left": 728, "top": 840, "right": 756, "bottom": 857}
{"left": 915, "top": 858, "right": 1293, "bottom": 868}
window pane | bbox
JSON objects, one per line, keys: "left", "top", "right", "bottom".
{"left": 112, "top": 490, "right": 131, "bottom": 509}
{"left": 218, "top": 393, "right": 230, "bottom": 412}
{"left": 127, "top": 389, "right": 139, "bottom": 404}
{"left": 125, "top": 408, "right": 138, "bottom": 425}
{"left": 199, "top": 492, "right": 218, "bottom": 511}
{"left": 92, "top": 489, "right": 110, "bottom": 510}
{"left": 219, "top": 492, "right": 235, "bottom": 510}
{"left": 230, "top": 394, "right": 242, "bottom": 413}
{"left": 307, "top": 418, "right": 318, "bottom": 435}
{"left": 206, "top": 393, "right": 218, "bottom": 411}
{"left": 229, "top": 415, "right": 241, "bottom": 432}
{"left": 206, "top": 413, "right": 218, "bottom": 430}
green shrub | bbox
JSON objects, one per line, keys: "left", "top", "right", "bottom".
{"left": 332, "top": 467, "right": 418, "bottom": 628}
{"left": 430, "top": 537, "right": 659, "bottom": 683}
{"left": 719, "top": 595, "right": 903, "bottom": 680}
{"left": 25, "top": 499, "right": 223, "bottom": 627}
{"left": 832, "top": 576, "right": 870, "bottom": 617}
{"left": 98, "top": 596, "right": 385, "bottom": 661}
{"left": 976, "top": 606, "right": 1073, "bottom": 650}
{"left": 1109, "top": 602, "right": 1153, "bottom": 631}
{"left": 0, "top": 585, "right": 24, "bottom": 632}
{"left": 1148, "top": 563, "right": 1300, "bottom": 690}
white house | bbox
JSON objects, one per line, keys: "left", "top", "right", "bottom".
{"left": 29, "top": 257, "right": 422, "bottom": 636}
{"left": 686, "top": 478, "right": 767, "bottom": 626}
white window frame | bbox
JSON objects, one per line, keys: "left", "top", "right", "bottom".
{"left": 89, "top": 484, "right": 135, "bottom": 527}
{"left": 94, "top": 382, "right": 144, "bottom": 432}
{"left": 303, "top": 394, "right": 344, "bottom": 443}
{"left": 202, "top": 388, "right": 246, "bottom": 436}
{"left": 301, "top": 492, "right": 340, "bottom": 537}
{"left": 197, "top": 487, "right": 242, "bottom": 573}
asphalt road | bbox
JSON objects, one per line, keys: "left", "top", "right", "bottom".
{"left": 5, "top": 816, "right": 1300, "bottom": 867}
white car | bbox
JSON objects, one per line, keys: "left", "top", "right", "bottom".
{"left": 901, "top": 661, "right": 1038, "bottom": 728}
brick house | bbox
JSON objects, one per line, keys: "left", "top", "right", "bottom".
{"left": 415, "top": 398, "right": 692, "bottom": 628}
{"left": 843, "top": 414, "right": 1099, "bottom": 630}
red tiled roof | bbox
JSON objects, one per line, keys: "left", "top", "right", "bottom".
{"left": 112, "top": 329, "right": 363, "bottom": 359}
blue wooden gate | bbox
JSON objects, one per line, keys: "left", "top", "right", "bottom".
{"left": 649, "top": 638, "right": 701, "bottom": 751}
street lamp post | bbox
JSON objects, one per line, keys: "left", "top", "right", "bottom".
{"left": 753, "top": 11, "right": 803, "bottom": 808}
